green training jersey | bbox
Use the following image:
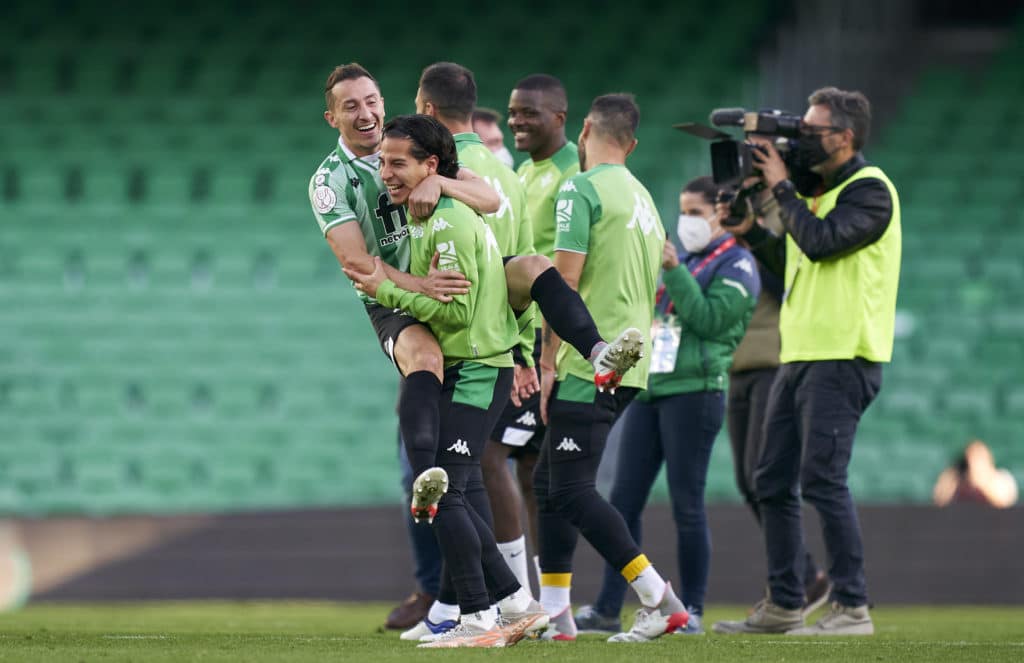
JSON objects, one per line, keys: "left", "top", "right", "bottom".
{"left": 553, "top": 163, "right": 664, "bottom": 390}
{"left": 454, "top": 132, "right": 531, "bottom": 257}
{"left": 308, "top": 138, "right": 410, "bottom": 301}
{"left": 517, "top": 141, "right": 579, "bottom": 260}
{"left": 455, "top": 132, "right": 536, "bottom": 363}
{"left": 376, "top": 197, "right": 517, "bottom": 368}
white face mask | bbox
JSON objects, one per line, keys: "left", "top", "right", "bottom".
{"left": 493, "top": 145, "right": 514, "bottom": 169}
{"left": 677, "top": 214, "right": 712, "bottom": 253}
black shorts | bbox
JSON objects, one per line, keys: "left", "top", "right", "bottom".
{"left": 436, "top": 362, "right": 515, "bottom": 468}
{"left": 490, "top": 328, "right": 544, "bottom": 458}
{"left": 543, "top": 376, "right": 638, "bottom": 466}
{"left": 364, "top": 302, "right": 425, "bottom": 370}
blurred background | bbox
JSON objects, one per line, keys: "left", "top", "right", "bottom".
{"left": 1, "top": 0, "right": 1022, "bottom": 607}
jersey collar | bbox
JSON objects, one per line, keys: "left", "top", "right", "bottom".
{"left": 338, "top": 136, "right": 381, "bottom": 169}
{"left": 453, "top": 132, "right": 483, "bottom": 147}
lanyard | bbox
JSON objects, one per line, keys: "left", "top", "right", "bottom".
{"left": 659, "top": 236, "right": 737, "bottom": 315}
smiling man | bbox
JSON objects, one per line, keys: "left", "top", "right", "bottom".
{"left": 344, "top": 114, "right": 548, "bottom": 648}
{"left": 507, "top": 74, "right": 580, "bottom": 261}
{"left": 309, "top": 63, "right": 504, "bottom": 632}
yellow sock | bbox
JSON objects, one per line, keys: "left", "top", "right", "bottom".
{"left": 620, "top": 554, "right": 651, "bottom": 583}
{"left": 540, "top": 572, "right": 572, "bottom": 615}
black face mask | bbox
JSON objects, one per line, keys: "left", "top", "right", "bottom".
{"left": 795, "top": 134, "right": 830, "bottom": 169}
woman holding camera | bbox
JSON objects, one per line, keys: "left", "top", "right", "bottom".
{"left": 574, "top": 176, "right": 760, "bottom": 636}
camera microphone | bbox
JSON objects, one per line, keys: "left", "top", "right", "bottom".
{"left": 709, "top": 108, "right": 747, "bottom": 127}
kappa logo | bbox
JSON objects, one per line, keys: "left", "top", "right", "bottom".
{"left": 559, "top": 180, "right": 577, "bottom": 193}
{"left": 327, "top": 153, "right": 341, "bottom": 163}
{"left": 432, "top": 217, "right": 452, "bottom": 232}
{"left": 515, "top": 411, "right": 537, "bottom": 427}
{"left": 539, "top": 172, "right": 554, "bottom": 188}
{"left": 436, "top": 240, "right": 458, "bottom": 270}
{"left": 556, "top": 437, "right": 582, "bottom": 452}
{"left": 733, "top": 257, "right": 754, "bottom": 276}
{"left": 626, "top": 192, "right": 658, "bottom": 236}
{"left": 483, "top": 224, "right": 501, "bottom": 260}
{"left": 446, "top": 439, "right": 471, "bottom": 456}
{"left": 484, "top": 176, "right": 513, "bottom": 221}
{"left": 409, "top": 224, "right": 424, "bottom": 239}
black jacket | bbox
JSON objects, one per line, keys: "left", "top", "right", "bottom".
{"left": 742, "top": 154, "right": 894, "bottom": 277}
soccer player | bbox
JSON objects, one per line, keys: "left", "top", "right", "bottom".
{"left": 344, "top": 114, "right": 546, "bottom": 648}
{"left": 416, "top": 62, "right": 538, "bottom": 603}
{"left": 534, "top": 94, "right": 688, "bottom": 643}
{"left": 508, "top": 74, "right": 580, "bottom": 262}
{"left": 504, "top": 73, "right": 582, "bottom": 586}
{"left": 309, "top": 63, "right": 635, "bottom": 522}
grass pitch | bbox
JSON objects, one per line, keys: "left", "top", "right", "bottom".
{"left": 1, "top": 601, "right": 1022, "bottom": 662}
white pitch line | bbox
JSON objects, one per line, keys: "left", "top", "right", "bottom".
{"left": 748, "top": 640, "right": 1024, "bottom": 647}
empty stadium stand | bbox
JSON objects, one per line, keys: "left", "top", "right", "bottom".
{"left": 1, "top": 0, "right": 1021, "bottom": 515}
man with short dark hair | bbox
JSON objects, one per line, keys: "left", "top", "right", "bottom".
{"left": 713, "top": 86, "right": 901, "bottom": 636}
{"left": 409, "top": 62, "right": 642, "bottom": 642}
{"left": 310, "top": 64, "right": 500, "bottom": 632}
{"left": 535, "top": 93, "right": 688, "bottom": 643}
{"left": 345, "top": 114, "right": 547, "bottom": 648}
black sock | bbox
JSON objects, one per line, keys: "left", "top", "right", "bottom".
{"left": 529, "top": 267, "right": 603, "bottom": 359}
{"left": 398, "top": 371, "right": 442, "bottom": 477}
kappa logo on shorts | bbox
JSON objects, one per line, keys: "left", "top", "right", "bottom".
{"left": 556, "top": 437, "right": 582, "bottom": 452}
{"left": 515, "top": 411, "right": 537, "bottom": 427}
{"left": 446, "top": 439, "right": 471, "bottom": 456}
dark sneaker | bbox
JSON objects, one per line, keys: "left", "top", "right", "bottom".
{"left": 574, "top": 604, "right": 621, "bottom": 634}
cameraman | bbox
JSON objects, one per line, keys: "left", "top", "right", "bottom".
{"left": 713, "top": 87, "right": 901, "bottom": 636}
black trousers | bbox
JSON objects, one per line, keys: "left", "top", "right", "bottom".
{"left": 427, "top": 363, "right": 519, "bottom": 613}
{"left": 534, "top": 379, "right": 642, "bottom": 576}
{"left": 727, "top": 368, "right": 778, "bottom": 514}
{"left": 754, "top": 359, "right": 882, "bottom": 609}
{"left": 729, "top": 367, "right": 821, "bottom": 591}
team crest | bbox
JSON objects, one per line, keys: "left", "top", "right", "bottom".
{"left": 313, "top": 185, "right": 337, "bottom": 213}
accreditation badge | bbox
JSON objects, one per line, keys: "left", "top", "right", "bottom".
{"left": 650, "top": 314, "right": 682, "bottom": 374}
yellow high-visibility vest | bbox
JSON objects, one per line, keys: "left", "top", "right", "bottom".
{"left": 779, "top": 166, "right": 901, "bottom": 363}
